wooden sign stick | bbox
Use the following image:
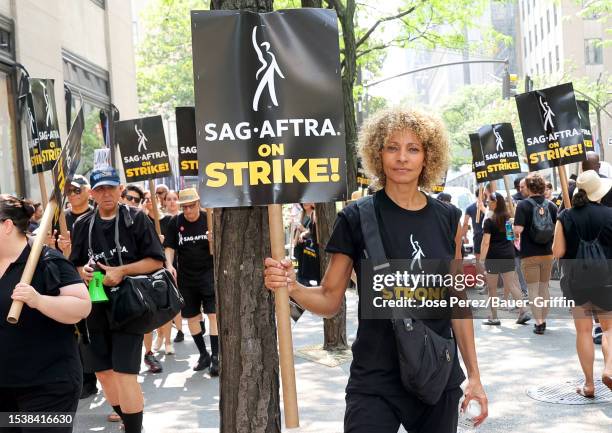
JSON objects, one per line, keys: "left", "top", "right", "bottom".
{"left": 148, "top": 179, "right": 162, "bottom": 236}
{"left": 268, "top": 204, "right": 299, "bottom": 428}
{"left": 503, "top": 175, "right": 515, "bottom": 215}
{"left": 476, "top": 185, "right": 484, "bottom": 223}
{"left": 558, "top": 165, "right": 572, "bottom": 210}
{"left": 7, "top": 199, "right": 58, "bottom": 324}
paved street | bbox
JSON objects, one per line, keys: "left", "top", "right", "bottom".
{"left": 75, "top": 282, "right": 611, "bottom": 433}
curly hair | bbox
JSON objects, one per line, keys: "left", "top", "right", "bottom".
{"left": 525, "top": 173, "right": 546, "bottom": 195}
{"left": 357, "top": 107, "right": 450, "bottom": 191}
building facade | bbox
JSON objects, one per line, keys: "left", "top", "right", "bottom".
{"left": 517, "top": 0, "right": 611, "bottom": 162}
{"left": 0, "top": 0, "right": 137, "bottom": 198}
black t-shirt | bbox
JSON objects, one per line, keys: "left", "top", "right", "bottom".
{"left": 558, "top": 204, "right": 612, "bottom": 259}
{"left": 465, "top": 202, "right": 484, "bottom": 235}
{"left": 514, "top": 195, "right": 558, "bottom": 258}
{"left": 65, "top": 206, "right": 93, "bottom": 232}
{"left": 483, "top": 218, "right": 515, "bottom": 260}
{"left": 0, "top": 245, "right": 83, "bottom": 387}
{"left": 163, "top": 211, "right": 213, "bottom": 287}
{"left": 326, "top": 189, "right": 465, "bottom": 396}
{"left": 70, "top": 205, "right": 166, "bottom": 330}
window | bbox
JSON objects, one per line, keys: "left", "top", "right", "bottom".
{"left": 90, "top": 0, "right": 105, "bottom": 8}
{"left": 556, "top": 46, "right": 560, "bottom": 70}
{"left": 0, "top": 14, "right": 14, "bottom": 63}
{"left": 542, "top": 58, "right": 545, "bottom": 73}
{"left": 529, "top": 30, "right": 533, "bottom": 52}
{"left": 527, "top": 0, "right": 530, "bottom": 14}
{"left": 554, "top": 4, "right": 558, "bottom": 26}
{"left": 63, "top": 50, "right": 111, "bottom": 175}
{"left": 524, "top": 37, "right": 528, "bottom": 57}
{"left": 534, "top": 25, "right": 538, "bottom": 45}
{"left": 549, "top": 52, "right": 553, "bottom": 74}
{"left": 540, "top": 18, "right": 544, "bottom": 39}
{"left": 529, "top": 31, "right": 532, "bottom": 52}
{"left": 0, "top": 71, "right": 19, "bottom": 194}
{"left": 585, "top": 39, "right": 603, "bottom": 65}
{"left": 536, "top": 63, "right": 539, "bottom": 75}
{"left": 521, "top": 0, "right": 525, "bottom": 20}
{"left": 547, "top": 10, "right": 551, "bottom": 33}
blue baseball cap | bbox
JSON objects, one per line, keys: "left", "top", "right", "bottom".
{"left": 90, "top": 167, "right": 121, "bottom": 190}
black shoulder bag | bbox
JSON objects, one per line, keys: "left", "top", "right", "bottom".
{"left": 357, "top": 195, "right": 457, "bottom": 405}
{"left": 88, "top": 205, "right": 184, "bottom": 334}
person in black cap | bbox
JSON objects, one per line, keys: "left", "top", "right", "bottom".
{"left": 70, "top": 167, "right": 165, "bottom": 433}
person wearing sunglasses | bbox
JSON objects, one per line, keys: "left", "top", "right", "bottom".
{"left": 155, "top": 184, "right": 169, "bottom": 212}
{"left": 163, "top": 188, "right": 219, "bottom": 376}
{"left": 121, "top": 185, "right": 144, "bottom": 208}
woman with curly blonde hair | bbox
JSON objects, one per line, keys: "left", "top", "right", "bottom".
{"left": 264, "top": 107, "right": 488, "bottom": 433}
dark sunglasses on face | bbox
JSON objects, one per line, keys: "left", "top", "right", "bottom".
{"left": 182, "top": 203, "right": 197, "bottom": 210}
{"left": 125, "top": 195, "right": 142, "bottom": 204}
{"left": 67, "top": 187, "right": 82, "bottom": 196}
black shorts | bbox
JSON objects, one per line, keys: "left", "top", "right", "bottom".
{"left": 81, "top": 330, "right": 144, "bottom": 375}
{"left": 344, "top": 388, "right": 462, "bottom": 433}
{"left": 178, "top": 269, "right": 216, "bottom": 318}
{"left": 0, "top": 380, "right": 81, "bottom": 433}
{"left": 485, "top": 258, "right": 515, "bottom": 274}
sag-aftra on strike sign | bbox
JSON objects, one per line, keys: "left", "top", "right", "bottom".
{"left": 515, "top": 83, "right": 586, "bottom": 171}
{"left": 191, "top": 9, "right": 347, "bottom": 207}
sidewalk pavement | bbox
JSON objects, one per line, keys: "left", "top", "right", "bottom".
{"left": 75, "top": 280, "right": 611, "bottom": 433}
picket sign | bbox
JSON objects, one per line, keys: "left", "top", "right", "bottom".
{"left": 7, "top": 199, "right": 58, "bottom": 323}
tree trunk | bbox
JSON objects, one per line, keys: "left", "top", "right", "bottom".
{"left": 209, "top": 5, "right": 279, "bottom": 433}
{"left": 338, "top": 0, "right": 358, "bottom": 195}
{"left": 316, "top": 202, "right": 348, "bottom": 351}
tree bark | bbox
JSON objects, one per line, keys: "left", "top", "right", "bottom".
{"left": 209, "top": 5, "right": 279, "bottom": 433}
{"left": 316, "top": 202, "right": 348, "bottom": 351}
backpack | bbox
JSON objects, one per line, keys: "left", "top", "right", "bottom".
{"left": 567, "top": 212, "right": 611, "bottom": 290}
{"left": 526, "top": 198, "right": 554, "bottom": 244}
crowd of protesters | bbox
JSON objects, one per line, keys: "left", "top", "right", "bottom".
{"left": 2, "top": 113, "right": 611, "bottom": 432}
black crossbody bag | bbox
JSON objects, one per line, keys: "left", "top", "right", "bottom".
{"left": 357, "top": 195, "right": 457, "bottom": 405}
{"left": 88, "top": 205, "right": 184, "bottom": 334}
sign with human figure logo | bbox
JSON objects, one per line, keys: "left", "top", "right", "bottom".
{"left": 175, "top": 107, "right": 198, "bottom": 177}
{"left": 470, "top": 133, "right": 489, "bottom": 183}
{"left": 29, "top": 78, "right": 61, "bottom": 172}
{"left": 576, "top": 100, "right": 594, "bottom": 150}
{"left": 477, "top": 123, "right": 522, "bottom": 181}
{"left": 191, "top": 9, "right": 347, "bottom": 207}
{"left": 115, "top": 115, "right": 172, "bottom": 182}
{"left": 515, "top": 82, "right": 586, "bottom": 171}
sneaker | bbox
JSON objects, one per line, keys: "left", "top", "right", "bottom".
{"left": 483, "top": 318, "right": 501, "bottom": 326}
{"left": 593, "top": 326, "right": 603, "bottom": 345}
{"left": 533, "top": 323, "right": 545, "bottom": 335}
{"left": 209, "top": 355, "right": 219, "bottom": 377}
{"left": 194, "top": 352, "right": 211, "bottom": 371}
{"left": 516, "top": 311, "right": 531, "bottom": 325}
{"left": 174, "top": 330, "right": 184, "bottom": 343}
{"left": 144, "top": 352, "right": 163, "bottom": 373}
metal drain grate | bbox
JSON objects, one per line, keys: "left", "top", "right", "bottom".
{"left": 527, "top": 378, "right": 612, "bottom": 405}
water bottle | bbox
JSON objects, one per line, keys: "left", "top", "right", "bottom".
{"left": 458, "top": 399, "right": 482, "bottom": 430}
{"left": 505, "top": 220, "right": 514, "bottom": 241}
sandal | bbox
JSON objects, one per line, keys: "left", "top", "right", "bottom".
{"left": 603, "top": 375, "right": 612, "bottom": 391}
{"left": 576, "top": 386, "right": 595, "bottom": 399}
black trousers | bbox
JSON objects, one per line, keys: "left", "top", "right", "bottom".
{"left": 0, "top": 380, "right": 81, "bottom": 433}
{"left": 344, "top": 387, "right": 463, "bottom": 433}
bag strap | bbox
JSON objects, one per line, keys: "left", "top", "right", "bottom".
{"left": 566, "top": 209, "right": 604, "bottom": 243}
{"left": 87, "top": 205, "right": 124, "bottom": 267}
{"left": 356, "top": 195, "right": 390, "bottom": 272}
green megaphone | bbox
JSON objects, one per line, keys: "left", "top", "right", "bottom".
{"left": 88, "top": 270, "right": 109, "bottom": 303}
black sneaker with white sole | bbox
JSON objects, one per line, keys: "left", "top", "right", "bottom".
{"left": 194, "top": 352, "right": 212, "bottom": 371}
{"left": 209, "top": 355, "right": 219, "bottom": 377}
{"left": 144, "top": 352, "right": 163, "bottom": 373}
{"left": 174, "top": 330, "right": 185, "bottom": 343}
